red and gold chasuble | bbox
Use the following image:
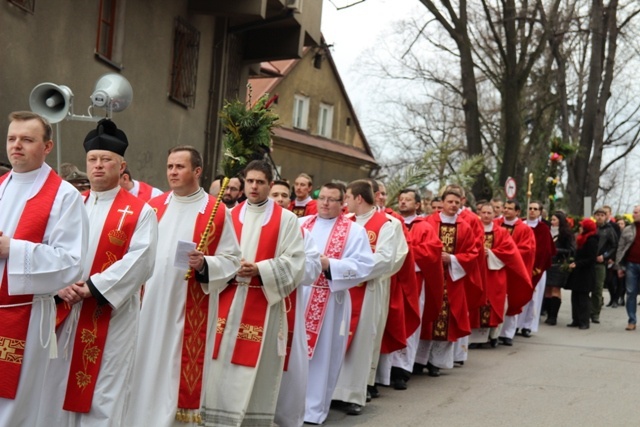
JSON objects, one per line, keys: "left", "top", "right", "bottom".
{"left": 213, "top": 201, "right": 282, "bottom": 367}
{"left": 136, "top": 181, "right": 153, "bottom": 201}
{"left": 433, "top": 223, "right": 457, "bottom": 341}
{"left": 0, "top": 170, "right": 61, "bottom": 399}
{"left": 345, "top": 211, "right": 388, "bottom": 350}
{"left": 150, "top": 191, "right": 226, "bottom": 413}
{"left": 477, "top": 232, "right": 495, "bottom": 327}
{"left": 301, "top": 214, "right": 352, "bottom": 359}
{"left": 60, "top": 189, "right": 144, "bottom": 412}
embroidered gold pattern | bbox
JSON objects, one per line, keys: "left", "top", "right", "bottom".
{"left": 484, "top": 232, "right": 494, "bottom": 249}
{"left": 74, "top": 308, "right": 106, "bottom": 390}
{"left": 479, "top": 304, "right": 492, "bottom": 327}
{"left": 439, "top": 224, "right": 457, "bottom": 254}
{"left": 292, "top": 206, "right": 306, "bottom": 218}
{"left": 237, "top": 323, "right": 264, "bottom": 343}
{"left": 182, "top": 282, "right": 208, "bottom": 394}
{"left": 433, "top": 282, "right": 449, "bottom": 340}
{"left": 502, "top": 224, "right": 515, "bottom": 235}
{"left": 0, "top": 337, "right": 25, "bottom": 364}
{"left": 216, "top": 318, "right": 226, "bottom": 335}
{"left": 107, "top": 229, "right": 128, "bottom": 246}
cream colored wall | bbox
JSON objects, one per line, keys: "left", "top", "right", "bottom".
{"left": 269, "top": 50, "right": 365, "bottom": 150}
{"left": 1, "top": 0, "right": 215, "bottom": 190}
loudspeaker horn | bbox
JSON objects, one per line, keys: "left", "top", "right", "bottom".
{"left": 90, "top": 73, "right": 133, "bottom": 113}
{"left": 29, "top": 83, "right": 74, "bottom": 124}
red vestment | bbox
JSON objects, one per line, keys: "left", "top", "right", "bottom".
{"left": 288, "top": 199, "right": 317, "bottom": 218}
{"left": 530, "top": 221, "right": 556, "bottom": 285}
{"left": 494, "top": 217, "right": 537, "bottom": 315}
{"left": 423, "top": 214, "right": 481, "bottom": 341}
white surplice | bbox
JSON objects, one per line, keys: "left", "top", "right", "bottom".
{"left": 301, "top": 215, "right": 375, "bottom": 425}
{"left": 274, "top": 229, "right": 322, "bottom": 427}
{"left": 202, "top": 199, "right": 306, "bottom": 427}
{"left": 0, "top": 164, "right": 88, "bottom": 427}
{"left": 332, "top": 209, "right": 406, "bottom": 406}
{"left": 37, "top": 186, "right": 157, "bottom": 426}
{"left": 125, "top": 189, "right": 241, "bottom": 427}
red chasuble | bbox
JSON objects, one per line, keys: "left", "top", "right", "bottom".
{"left": 423, "top": 214, "right": 480, "bottom": 341}
{"left": 62, "top": 189, "right": 144, "bottom": 413}
{"left": 458, "top": 208, "right": 486, "bottom": 311}
{"left": 214, "top": 201, "right": 282, "bottom": 367}
{"left": 495, "top": 217, "right": 536, "bottom": 313}
{"left": 150, "top": 191, "right": 226, "bottom": 412}
{"left": 381, "top": 215, "right": 443, "bottom": 354}
{"left": 0, "top": 170, "right": 61, "bottom": 399}
{"left": 289, "top": 199, "right": 318, "bottom": 218}
{"left": 345, "top": 211, "right": 389, "bottom": 350}
{"left": 136, "top": 180, "right": 154, "bottom": 201}
{"left": 301, "top": 214, "right": 352, "bottom": 359}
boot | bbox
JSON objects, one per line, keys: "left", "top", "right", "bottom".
{"left": 544, "top": 297, "right": 561, "bottom": 326}
{"left": 541, "top": 297, "right": 551, "bottom": 317}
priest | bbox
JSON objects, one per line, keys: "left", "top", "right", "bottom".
{"left": 496, "top": 199, "right": 536, "bottom": 346}
{"left": 202, "top": 160, "right": 306, "bottom": 426}
{"left": 38, "top": 119, "right": 158, "bottom": 425}
{"left": 302, "top": 183, "right": 375, "bottom": 425}
{"left": 0, "top": 111, "right": 88, "bottom": 426}
{"left": 288, "top": 173, "right": 317, "bottom": 217}
{"left": 470, "top": 204, "right": 532, "bottom": 347}
{"left": 125, "top": 146, "right": 241, "bottom": 426}
{"left": 332, "top": 180, "right": 407, "bottom": 415}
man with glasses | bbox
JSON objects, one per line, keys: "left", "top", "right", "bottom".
{"left": 496, "top": 199, "right": 536, "bottom": 346}
{"left": 221, "top": 175, "right": 244, "bottom": 209}
{"left": 301, "top": 183, "right": 375, "bottom": 425}
{"left": 517, "top": 201, "right": 555, "bottom": 337}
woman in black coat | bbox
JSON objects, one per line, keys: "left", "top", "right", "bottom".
{"left": 567, "top": 218, "right": 599, "bottom": 329}
{"left": 544, "top": 211, "right": 576, "bottom": 325}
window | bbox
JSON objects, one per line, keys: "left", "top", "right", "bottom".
{"left": 318, "top": 103, "right": 334, "bottom": 138}
{"left": 169, "top": 17, "right": 201, "bottom": 109}
{"left": 95, "top": 0, "right": 126, "bottom": 69}
{"left": 8, "top": 0, "right": 35, "bottom": 14}
{"left": 293, "top": 94, "right": 310, "bottom": 130}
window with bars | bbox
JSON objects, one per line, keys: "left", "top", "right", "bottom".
{"left": 8, "top": 0, "right": 35, "bottom": 13}
{"left": 169, "top": 17, "right": 200, "bottom": 109}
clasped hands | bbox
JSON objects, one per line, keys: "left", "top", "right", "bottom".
{"left": 58, "top": 282, "right": 92, "bottom": 305}
{"left": 236, "top": 258, "right": 259, "bottom": 278}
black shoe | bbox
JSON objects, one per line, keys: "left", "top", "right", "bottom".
{"left": 499, "top": 337, "right": 513, "bottom": 346}
{"left": 426, "top": 363, "right": 440, "bottom": 377}
{"left": 346, "top": 403, "right": 362, "bottom": 416}
{"left": 618, "top": 297, "right": 625, "bottom": 306}
{"left": 468, "top": 343, "right": 479, "bottom": 349}
{"left": 545, "top": 317, "right": 557, "bottom": 325}
{"left": 520, "top": 328, "right": 532, "bottom": 337}
{"left": 579, "top": 324, "right": 590, "bottom": 330}
{"left": 392, "top": 378, "right": 407, "bottom": 390}
{"left": 606, "top": 300, "right": 614, "bottom": 307}
{"left": 412, "top": 363, "right": 425, "bottom": 375}
{"left": 454, "top": 360, "right": 464, "bottom": 367}
{"left": 612, "top": 302, "right": 618, "bottom": 308}
{"left": 367, "top": 385, "right": 379, "bottom": 399}
{"left": 591, "top": 318, "right": 600, "bottom": 324}
{"left": 366, "top": 391, "right": 372, "bottom": 403}
{"left": 490, "top": 338, "right": 498, "bottom": 348}
{"left": 566, "top": 322, "right": 579, "bottom": 327}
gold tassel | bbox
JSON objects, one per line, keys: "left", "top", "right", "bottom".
{"left": 175, "top": 408, "right": 203, "bottom": 424}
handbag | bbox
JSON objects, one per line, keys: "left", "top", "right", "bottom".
{"left": 547, "top": 263, "right": 570, "bottom": 288}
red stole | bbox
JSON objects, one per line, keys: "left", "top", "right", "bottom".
{"left": 346, "top": 211, "right": 388, "bottom": 350}
{"left": 289, "top": 199, "right": 318, "bottom": 218}
{"left": 62, "top": 189, "right": 144, "bottom": 412}
{"left": 150, "top": 191, "right": 226, "bottom": 411}
{"left": 213, "top": 201, "right": 282, "bottom": 367}
{"left": 0, "top": 170, "right": 61, "bottom": 399}
{"left": 136, "top": 181, "right": 153, "bottom": 201}
{"left": 301, "top": 214, "right": 352, "bottom": 359}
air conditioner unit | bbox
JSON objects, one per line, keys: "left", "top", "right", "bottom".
{"left": 286, "top": 0, "right": 302, "bottom": 13}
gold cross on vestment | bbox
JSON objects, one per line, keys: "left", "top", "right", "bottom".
{"left": 117, "top": 205, "right": 134, "bottom": 231}
{"left": 0, "top": 337, "right": 17, "bottom": 361}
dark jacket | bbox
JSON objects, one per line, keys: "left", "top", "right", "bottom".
{"left": 596, "top": 222, "right": 618, "bottom": 262}
{"left": 568, "top": 234, "right": 599, "bottom": 293}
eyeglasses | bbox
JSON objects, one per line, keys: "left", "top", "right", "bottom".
{"left": 529, "top": 207, "right": 539, "bottom": 211}
{"left": 225, "top": 187, "right": 240, "bottom": 192}
{"left": 317, "top": 197, "right": 342, "bottom": 203}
